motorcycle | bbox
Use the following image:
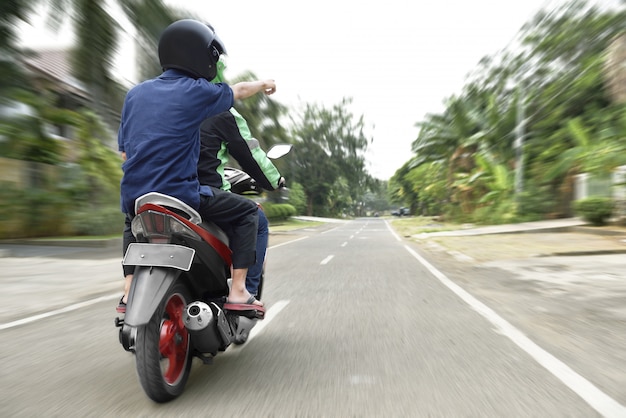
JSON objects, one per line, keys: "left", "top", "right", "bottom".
{"left": 114, "top": 144, "right": 290, "bottom": 403}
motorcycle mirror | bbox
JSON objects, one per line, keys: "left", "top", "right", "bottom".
{"left": 266, "top": 144, "right": 292, "bottom": 159}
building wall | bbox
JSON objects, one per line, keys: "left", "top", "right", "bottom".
{"left": 0, "top": 157, "right": 59, "bottom": 188}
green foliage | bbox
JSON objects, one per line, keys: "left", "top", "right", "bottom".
{"left": 283, "top": 182, "right": 307, "bottom": 215}
{"left": 72, "top": 109, "right": 123, "bottom": 201}
{"left": 404, "top": 160, "right": 447, "bottom": 216}
{"left": 0, "top": 0, "right": 34, "bottom": 94}
{"left": 0, "top": 180, "right": 123, "bottom": 238}
{"left": 574, "top": 196, "right": 614, "bottom": 226}
{"left": 392, "top": 0, "right": 626, "bottom": 225}
{"left": 516, "top": 182, "right": 558, "bottom": 221}
{"left": 0, "top": 89, "right": 72, "bottom": 164}
{"left": 290, "top": 98, "right": 372, "bottom": 216}
{"left": 473, "top": 199, "right": 518, "bottom": 225}
{"left": 67, "top": 205, "right": 125, "bottom": 236}
{"left": 0, "top": 98, "right": 122, "bottom": 239}
{"left": 262, "top": 203, "right": 297, "bottom": 222}
{"left": 0, "top": 183, "right": 72, "bottom": 238}
{"left": 230, "top": 71, "right": 290, "bottom": 149}
{"left": 361, "top": 182, "right": 391, "bottom": 214}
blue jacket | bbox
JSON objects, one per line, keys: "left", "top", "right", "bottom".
{"left": 118, "top": 69, "right": 234, "bottom": 214}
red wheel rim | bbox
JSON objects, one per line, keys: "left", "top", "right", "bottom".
{"left": 159, "top": 294, "right": 189, "bottom": 384}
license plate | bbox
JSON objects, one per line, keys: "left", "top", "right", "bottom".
{"left": 122, "top": 243, "right": 195, "bottom": 271}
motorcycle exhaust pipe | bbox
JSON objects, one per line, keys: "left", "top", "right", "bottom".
{"left": 183, "top": 301, "right": 226, "bottom": 354}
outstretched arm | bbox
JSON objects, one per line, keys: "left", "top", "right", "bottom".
{"left": 231, "top": 80, "right": 276, "bottom": 100}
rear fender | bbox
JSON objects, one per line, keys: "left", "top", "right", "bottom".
{"left": 124, "top": 266, "right": 182, "bottom": 327}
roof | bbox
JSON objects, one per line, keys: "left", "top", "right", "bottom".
{"left": 20, "top": 48, "right": 89, "bottom": 100}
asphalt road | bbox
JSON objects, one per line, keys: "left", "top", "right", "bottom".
{"left": 0, "top": 218, "right": 624, "bottom": 417}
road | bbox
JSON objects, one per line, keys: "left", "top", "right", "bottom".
{"left": 0, "top": 218, "right": 624, "bottom": 417}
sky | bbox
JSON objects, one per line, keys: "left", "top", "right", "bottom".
{"left": 18, "top": 0, "right": 604, "bottom": 179}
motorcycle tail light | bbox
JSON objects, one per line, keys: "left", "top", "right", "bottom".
{"left": 132, "top": 210, "right": 200, "bottom": 243}
{"left": 169, "top": 216, "right": 201, "bottom": 240}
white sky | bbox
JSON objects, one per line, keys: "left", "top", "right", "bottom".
{"left": 18, "top": 0, "right": 613, "bottom": 180}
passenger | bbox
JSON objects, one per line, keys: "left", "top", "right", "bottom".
{"left": 199, "top": 107, "right": 285, "bottom": 297}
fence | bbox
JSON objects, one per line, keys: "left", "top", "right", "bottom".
{"left": 575, "top": 166, "right": 626, "bottom": 220}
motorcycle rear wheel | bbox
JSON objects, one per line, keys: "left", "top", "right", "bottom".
{"left": 134, "top": 280, "right": 192, "bottom": 403}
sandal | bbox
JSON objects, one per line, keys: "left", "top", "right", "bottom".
{"left": 224, "top": 296, "right": 265, "bottom": 319}
{"left": 116, "top": 296, "right": 127, "bottom": 314}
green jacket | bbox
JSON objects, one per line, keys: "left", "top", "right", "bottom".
{"left": 198, "top": 108, "right": 281, "bottom": 191}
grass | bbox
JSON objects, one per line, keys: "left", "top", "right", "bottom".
{"left": 269, "top": 218, "right": 326, "bottom": 232}
{"left": 389, "top": 216, "right": 463, "bottom": 237}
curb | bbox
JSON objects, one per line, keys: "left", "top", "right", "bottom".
{"left": 540, "top": 249, "right": 626, "bottom": 257}
{"left": 569, "top": 226, "right": 626, "bottom": 236}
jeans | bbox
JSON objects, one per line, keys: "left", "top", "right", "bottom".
{"left": 246, "top": 208, "right": 268, "bottom": 296}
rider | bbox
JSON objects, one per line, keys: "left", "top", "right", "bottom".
{"left": 199, "top": 57, "right": 285, "bottom": 297}
{"left": 117, "top": 19, "right": 275, "bottom": 313}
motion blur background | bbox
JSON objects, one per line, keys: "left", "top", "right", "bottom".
{"left": 1, "top": 0, "right": 625, "bottom": 239}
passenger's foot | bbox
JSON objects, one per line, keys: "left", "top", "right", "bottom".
{"left": 225, "top": 295, "right": 263, "bottom": 307}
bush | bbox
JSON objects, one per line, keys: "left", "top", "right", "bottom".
{"left": 284, "top": 182, "right": 306, "bottom": 215}
{"left": 67, "top": 206, "right": 125, "bottom": 236}
{"left": 516, "top": 185, "right": 557, "bottom": 220}
{"left": 261, "top": 202, "right": 297, "bottom": 222}
{"left": 0, "top": 184, "right": 72, "bottom": 238}
{"left": 574, "top": 197, "right": 614, "bottom": 226}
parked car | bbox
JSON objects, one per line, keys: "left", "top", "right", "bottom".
{"left": 392, "top": 207, "right": 409, "bottom": 217}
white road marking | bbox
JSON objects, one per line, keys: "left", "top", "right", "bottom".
{"left": 320, "top": 255, "right": 334, "bottom": 265}
{"left": 267, "top": 236, "right": 309, "bottom": 249}
{"left": 385, "top": 220, "right": 402, "bottom": 241}
{"left": 1, "top": 236, "right": 308, "bottom": 331}
{"left": 228, "top": 300, "right": 290, "bottom": 351}
{"left": 404, "top": 245, "right": 626, "bottom": 418}
{"left": 341, "top": 242, "right": 347, "bottom": 247}
{"left": 0, "top": 294, "right": 119, "bottom": 330}
{"left": 245, "top": 300, "right": 289, "bottom": 341}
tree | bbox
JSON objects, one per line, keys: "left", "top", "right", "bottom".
{"left": 71, "top": 109, "right": 123, "bottom": 202}
{"left": 0, "top": 89, "right": 73, "bottom": 165}
{"left": 290, "top": 99, "right": 371, "bottom": 216}
{"left": 118, "top": 0, "right": 192, "bottom": 80}
{"left": 395, "top": 0, "right": 626, "bottom": 223}
{"left": 229, "top": 70, "right": 290, "bottom": 150}
{"left": 42, "top": 0, "right": 189, "bottom": 121}
{"left": 0, "top": 0, "right": 35, "bottom": 95}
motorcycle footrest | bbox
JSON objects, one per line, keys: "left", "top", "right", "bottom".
{"left": 223, "top": 304, "right": 265, "bottom": 320}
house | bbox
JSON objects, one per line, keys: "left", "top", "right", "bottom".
{"left": 0, "top": 48, "right": 120, "bottom": 187}
{"left": 20, "top": 48, "right": 121, "bottom": 143}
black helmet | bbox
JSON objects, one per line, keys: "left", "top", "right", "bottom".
{"left": 158, "top": 19, "right": 226, "bottom": 80}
